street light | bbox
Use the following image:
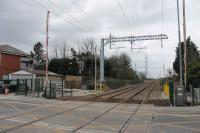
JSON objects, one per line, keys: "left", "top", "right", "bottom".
{"left": 95, "top": 48, "right": 97, "bottom": 91}
{"left": 94, "top": 48, "right": 101, "bottom": 91}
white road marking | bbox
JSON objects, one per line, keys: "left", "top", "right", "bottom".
{"left": 5, "top": 118, "right": 115, "bottom": 133}
{"left": 0, "top": 115, "right": 6, "bottom": 118}
{"left": 6, "top": 118, "right": 27, "bottom": 123}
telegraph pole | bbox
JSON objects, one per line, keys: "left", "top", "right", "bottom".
{"left": 100, "top": 39, "right": 104, "bottom": 83}
{"left": 45, "top": 11, "right": 50, "bottom": 93}
{"left": 135, "top": 63, "right": 137, "bottom": 73}
{"left": 183, "top": 0, "right": 187, "bottom": 89}
{"left": 163, "top": 63, "right": 165, "bottom": 78}
{"left": 145, "top": 54, "right": 148, "bottom": 78}
{"left": 176, "top": 0, "right": 183, "bottom": 87}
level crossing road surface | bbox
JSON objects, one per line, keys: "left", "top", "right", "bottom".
{"left": 0, "top": 95, "right": 200, "bottom": 133}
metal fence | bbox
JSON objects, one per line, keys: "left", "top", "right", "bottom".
{"left": 193, "top": 88, "right": 200, "bottom": 105}
{"left": 15, "top": 79, "right": 44, "bottom": 97}
{"left": 0, "top": 79, "right": 81, "bottom": 99}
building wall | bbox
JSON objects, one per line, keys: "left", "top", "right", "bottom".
{"left": 66, "top": 75, "right": 82, "bottom": 82}
{"left": 20, "top": 57, "right": 33, "bottom": 69}
{"left": 10, "top": 74, "right": 34, "bottom": 80}
{"left": 36, "top": 75, "right": 62, "bottom": 80}
{"left": 0, "top": 53, "right": 21, "bottom": 79}
{"left": 66, "top": 75, "right": 82, "bottom": 89}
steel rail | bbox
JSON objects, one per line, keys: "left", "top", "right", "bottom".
{"left": 0, "top": 102, "right": 93, "bottom": 133}
{"left": 69, "top": 83, "right": 151, "bottom": 133}
{"left": 89, "top": 82, "right": 146, "bottom": 100}
{"left": 0, "top": 83, "right": 148, "bottom": 133}
{"left": 0, "top": 101, "right": 72, "bottom": 121}
{"left": 118, "top": 82, "right": 156, "bottom": 133}
{"left": 0, "top": 83, "right": 145, "bottom": 122}
{"left": 97, "top": 84, "right": 147, "bottom": 102}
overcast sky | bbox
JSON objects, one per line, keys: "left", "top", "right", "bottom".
{"left": 0, "top": 0, "right": 199, "bottom": 78}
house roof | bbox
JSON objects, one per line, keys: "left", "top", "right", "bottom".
{"left": 0, "top": 45, "right": 29, "bottom": 56}
{"left": 10, "top": 70, "right": 33, "bottom": 75}
{"left": 25, "top": 69, "right": 63, "bottom": 77}
{"left": 9, "top": 69, "right": 63, "bottom": 77}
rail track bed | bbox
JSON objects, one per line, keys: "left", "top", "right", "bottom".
{"left": 57, "top": 81, "right": 170, "bottom": 106}
{"left": 0, "top": 80, "right": 197, "bottom": 133}
{"left": 0, "top": 81, "right": 170, "bottom": 133}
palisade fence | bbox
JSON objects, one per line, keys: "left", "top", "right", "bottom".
{"left": 16, "top": 79, "right": 44, "bottom": 97}
{"left": 193, "top": 88, "right": 200, "bottom": 105}
{"left": 0, "top": 79, "right": 80, "bottom": 99}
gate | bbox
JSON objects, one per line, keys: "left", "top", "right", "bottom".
{"left": 16, "top": 79, "right": 44, "bottom": 97}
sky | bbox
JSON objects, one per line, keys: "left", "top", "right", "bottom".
{"left": 0, "top": 0, "right": 200, "bottom": 78}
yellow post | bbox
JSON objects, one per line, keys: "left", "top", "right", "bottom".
{"left": 164, "top": 81, "right": 170, "bottom": 97}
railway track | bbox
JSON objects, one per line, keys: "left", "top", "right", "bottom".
{"left": 88, "top": 82, "right": 147, "bottom": 100}
{"left": 0, "top": 83, "right": 145, "bottom": 122}
{"left": 118, "top": 81, "right": 156, "bottom": 133}
{"left": 94, "top": 84, "right": 147, "bottom": 102}
{"left": 69, "top": 81, "right": 154, "bottom": 133}
{"left": 0, "top": 82, "right": 151, "bottom": 133}
{"left": 0, "top": 80, "right": 168, "bottom": 133}
{"left": 0, "top": 101, "right": 72, "bottom": 121}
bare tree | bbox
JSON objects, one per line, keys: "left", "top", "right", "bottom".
{"left": 77, "top": 38, "right": 97, "bottom": 77}
{"left": 53, "top": 44, "right": 58, "bottom": 59}
{"left": 52, "top": 41, "right": 70, "bottom": 59}
{"left": 167, "top": 68, "right": 174, "bottom": 78}
{"left": 78, "top": 38, "right": 97, "bottom": 54}
{"left": 60, "top": 42, "right": 66, "bottom": 58}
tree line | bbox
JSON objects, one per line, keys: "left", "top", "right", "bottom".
{"left": 173, "top": 37, "right": 200, "bottom": 88}
{"left": 30, "top": 39, "right": 142, "bottom": 80}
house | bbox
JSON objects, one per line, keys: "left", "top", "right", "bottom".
{"left": 25, "top": 69, "right": 63, "bottom": 80}
{"left": 3, "top": 70, "right": 63, "bottom": 93}
{"left": 6, "top": 69, "right": 63, "bottom": 80}
{"left": 0, "top": 44, "right": 33, "bottom": 79}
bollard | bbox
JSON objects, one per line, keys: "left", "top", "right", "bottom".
{"left": 37, "top": 79, "right": 40, "bottom": 97}
{"left": 62, "top": 80, "right": 64, "bottom": 97}
{"left": 50, "top": 80, "right": 52, "bottom": 99}
{"left": 25, "top": 79, "right": 27, "bottom": 96}
{"left": 5, "top": 86, "right": 9, "bottom": 95}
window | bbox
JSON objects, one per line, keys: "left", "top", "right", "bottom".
{"left": 26, "top": 62, "right": 29, "bottom": 67}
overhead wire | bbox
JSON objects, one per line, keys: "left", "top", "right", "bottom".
{"left": 31, "top": 0, "right": 96, "bottom": 38}
{"left": 161, "top": 0, "right": 166, "bottom": 77}
{"left": 115, "top": 0, "right": 132, "bottom": 28}
{"left": 161, "top": 0, "right": 164, "bottom": 48}
{"left": 68, "top": 0, "right": 100, "bottom": 27}
{"left": 47, "top": 0, "right": 94, "bottom": 33}
{"left": 124, "top": 0, "right": 137, "bottom": 28}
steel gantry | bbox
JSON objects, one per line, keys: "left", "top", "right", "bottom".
{"left": 100, "top": 34, "right": 168, "bottom": 82}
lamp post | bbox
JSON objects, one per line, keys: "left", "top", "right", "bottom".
{"left": 94, "top": 48, "right": 101, "bottom": 91}
{"left": 95, "top": 48, "right": 97, "bottom": 91}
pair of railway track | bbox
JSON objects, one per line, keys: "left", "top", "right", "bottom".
{"left": 0, "top": 81, "right": 155, "bottom": 133}
{"left": 0, "top": 82, "right": 146, "bottom": 122}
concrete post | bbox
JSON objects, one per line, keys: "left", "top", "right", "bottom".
{"left": 100, "top": 39, "right": 104, "bottom": 83}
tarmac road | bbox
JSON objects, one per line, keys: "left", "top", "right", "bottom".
{"left": 0, "top": 95, "right": 200, "bottom": 133}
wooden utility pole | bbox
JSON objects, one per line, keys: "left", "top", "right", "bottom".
{"left": 183, "top": 0, "right": 187, "bottom": 89}
{"left": 176, "top": 0, "right": 183, "bottom": 87}
{"left": 46, "top": 11, "right": 50, "bottom": 92}
{"left": 145, "top": 54, "right": 148, "bottom": 78}
{"left": 135, "top": 63, "right": 137, "bottom": 73}
{"left": 163, "top": 63, "right": 166, "bottom": 78}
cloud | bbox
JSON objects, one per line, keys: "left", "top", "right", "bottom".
{"left": 0, "top": 0, "right": 199, "bottom": 78}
